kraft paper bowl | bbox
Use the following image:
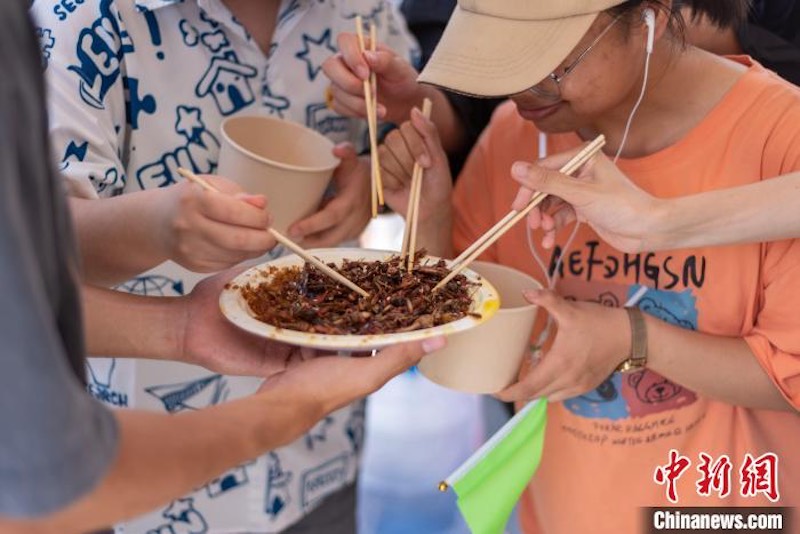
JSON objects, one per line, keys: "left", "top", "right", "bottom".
{"left": 218, "top": 115, "right": 339, "bottom": 233}
{"left": 418, "top": 261, "right": 541, "bottom": 394}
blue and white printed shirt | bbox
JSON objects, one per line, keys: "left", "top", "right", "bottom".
{"left": 31, "top": 0, "right": 417, "bottom": 532}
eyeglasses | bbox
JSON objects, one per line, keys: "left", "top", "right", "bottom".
{"left": 528, "top": 16, "right": 621, "bottom": 100}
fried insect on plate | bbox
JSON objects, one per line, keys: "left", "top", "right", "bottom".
{"left": 238, "top": 252, "right": 480, "bottom": 335}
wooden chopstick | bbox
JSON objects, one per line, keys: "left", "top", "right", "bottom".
{"left": 451, "top": 210, "right": 517, "bottom": 266}
{"left": 356, "top": 16, "right": 383, "bottom": 216}
{"left": 452, "top": 134, "right": 607, "bottom": 266}
{"left": 406, "top": 98, "right": 433, "bottom": 271}
{"left": 176, "top": 168, "right": 370, "bottom": 298}
{"left": 400, "top": 98, "right": 433, "bottom": 263}
{"left": 369, "top": 22, "right": 384, "bottom": 207}
{"left": 399, "top": 164, "right": 417, "bottom": 261}
{"left": 433, "top": 135, "right": 606, "bottom": 291}
{"left": 264, "top": 230, "right": 370, "bottom": 298}
{"left": 402, "top": 164, "right": 422, "bottom": 268}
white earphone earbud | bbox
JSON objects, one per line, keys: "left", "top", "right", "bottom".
{"left": 643, "top": 8, "right": 656, "bottom": 54}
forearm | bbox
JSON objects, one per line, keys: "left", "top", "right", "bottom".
{"left": 648, "top": 174, "right": 800, "bottom": 250}
{"left": 82, "top": 284, "right": 182, "bottom": 361}
{"left": 71, "top": 193, "right": 169, "bottom": 286}
{"left": 644, "top": 315, "right": 793, "bottom": 411}
{"left": 10, "top": 392, "right": 320, "bottom": 534}
{"left": 418, "top": 86, "right": 467, "bottom": 154}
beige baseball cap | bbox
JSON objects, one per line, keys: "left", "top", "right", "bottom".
{"left": 418, "top": 0, "right": 625, "bottom": 97}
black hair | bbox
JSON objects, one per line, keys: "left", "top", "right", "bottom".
{"left": 680, "top": 0, "right": 751, "bottom": 28}
{"left": 608, "top": 0, "right": 751, "bottom": 41}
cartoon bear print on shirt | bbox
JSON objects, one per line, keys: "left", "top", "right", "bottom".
{"left": 621, "top": 287, "right": 698, "bottom": 417}
{"left": 564, "top": 285, "right": 699, "bottom": 420}
{"left": 564, "top": 373, "right": 630, "bottom": 420}
{"left": 625, "top": 369, "right": 696, "bottom": 410}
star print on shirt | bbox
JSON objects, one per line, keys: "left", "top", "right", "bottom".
{"left": 175, "top": 105, "right": 204, "bottom": 141}
{"left": 295, "top": 28, "right": 336, "bottom": 81}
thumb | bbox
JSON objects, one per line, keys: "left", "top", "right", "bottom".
{"left": 410, "top": 107, "right": 445, "bottom": 166}
{"left": 362, "top": 337, "right": 446, "bottom": 392}
{"left": 236, "top": 193, "right": 267, "bottom": 209}
{"left": 511, "top": 162, "right": 583, "bottom": 207}
{"left": 365, "top": 50, "right": 415, "bottom": 83}
{"left": 364, "top": 50, "right": 394, "bottom": 74}
{"left": 522, "top": 289, "right": 568, "bottom": 323}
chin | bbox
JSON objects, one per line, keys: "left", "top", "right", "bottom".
{"left": 529, "top": 118, "right": 575, "bottom": 134}
{"left": 514, "top": 103, "right": 574, "bottom": 133}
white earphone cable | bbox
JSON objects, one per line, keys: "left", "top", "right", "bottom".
{"left": 526, "top": 13, "right": 654, "bottom": 350}
{"left": 614, "top": 36, "right": 652, "bottom": 163}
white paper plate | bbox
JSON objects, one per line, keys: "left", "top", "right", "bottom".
{"left": 219, "top": 248, "right": 501, "bottom": 351}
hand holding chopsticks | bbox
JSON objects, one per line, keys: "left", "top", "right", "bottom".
{"left": 355, "top": 16, "right": 383, "bottom": 218}
{"left": 176, "top": 168, "right": 370, "bottom": 298}
{"left": 433, "top": 135, "right": 606, "bottom": 291}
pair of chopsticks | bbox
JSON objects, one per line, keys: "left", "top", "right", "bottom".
{"left": 432, "top": 135, "right": 607, "bottom": 291}
{"left": 355, "top": 16, "right": 383, "bottom": 218}
{"left": 175, "top": 168, "right": 370, "bottom": 298}
{"left": 399, "top": 98, "right": 433, "bottom": 272}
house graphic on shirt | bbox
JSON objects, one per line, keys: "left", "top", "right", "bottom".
{"left": 196, "top": 56, "right": 257, "bottom": 116}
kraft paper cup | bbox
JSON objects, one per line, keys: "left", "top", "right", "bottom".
{"left": 218, "top": 115, "right": 339, "bottom": 233}
{"left": 418, "top": 261, "right": 541, "bottom": 394}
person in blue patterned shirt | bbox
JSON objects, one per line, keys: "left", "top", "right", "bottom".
{"left": 31, "top": 1, "right": 418, "bottom": 532}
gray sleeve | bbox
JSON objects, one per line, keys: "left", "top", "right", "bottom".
{"left": 0, "top": 0, "right": 118, "bottom": 517}
{"left": 0, "top": 231, "right": 118, "bottom": 517}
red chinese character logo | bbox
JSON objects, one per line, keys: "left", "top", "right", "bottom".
{"left": 654, "top": 449, "right": 692, "bottom": 503}
{"left": 740, "top": 452, "right": 780, "bottom": 502}
{"left": 696, "top": 453, "right": 732, "bottom": 498}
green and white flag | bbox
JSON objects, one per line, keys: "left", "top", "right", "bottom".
{"left": 440, "top": 399, "right": 547, "bottom": 534}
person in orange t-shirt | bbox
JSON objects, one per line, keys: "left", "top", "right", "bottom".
{"left": 373, "top": 0, "right": 800, "bottom": 532}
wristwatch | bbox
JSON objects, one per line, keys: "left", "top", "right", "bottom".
{"left": 616, "top": 307, "right": 648, "bottom": 373}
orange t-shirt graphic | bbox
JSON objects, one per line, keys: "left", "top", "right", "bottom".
{"left": 451, "top": 58, "right": 800, "bottom": 534}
